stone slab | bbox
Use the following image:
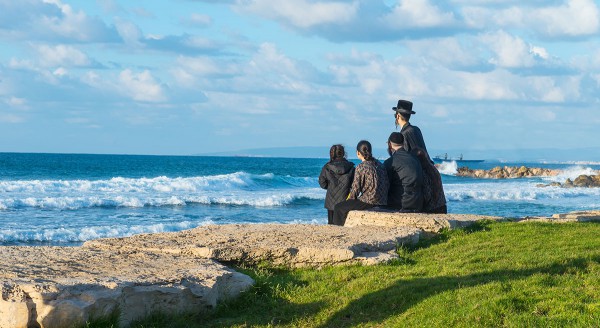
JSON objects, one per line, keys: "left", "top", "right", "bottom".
{"left": 344, "top": 210, "right": 503, "bottom": 232}
{"left": 516, "top": 211, "right": 600, "bottom": 223}
{"left": 0, "top": 246, "right": 254, "bottom": 328}
{"left": 84, "top": 224, "right": 421, "bottom": 268}
{"left": 552, "top": 210, "right": 600, "bottom": 221}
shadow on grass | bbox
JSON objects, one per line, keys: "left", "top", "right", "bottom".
{"left": 319, "top": 255, "right": 600, "bottom": 327}
{"left": 405, "top": 220, "right": 494, "bottom": 252}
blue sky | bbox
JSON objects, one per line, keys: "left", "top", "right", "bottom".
{"left": 1, "top": 0, "right": 600, "bottom": 157}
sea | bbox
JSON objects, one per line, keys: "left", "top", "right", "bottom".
{"left": 1, "top": 152, "right": 599, "bottom": 246}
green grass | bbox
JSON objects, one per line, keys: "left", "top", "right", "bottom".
{"left": 90, "top": 221, "right": 600, "bottom": 327}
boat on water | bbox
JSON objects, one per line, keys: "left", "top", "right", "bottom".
{"left": 432, "top": 153, "right": 484, "bottom": 163}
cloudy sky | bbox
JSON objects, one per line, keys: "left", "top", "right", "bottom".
{"left": 1, "top": 0, "right": 600, "bottom": 157}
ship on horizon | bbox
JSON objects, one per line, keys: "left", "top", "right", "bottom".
{"left": 433, "top": 153, "right": 484, "bottom": 163}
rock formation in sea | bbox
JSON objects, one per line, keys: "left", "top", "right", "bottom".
{"left": 456, "top": 166, "right": 560, "bottom": 179}
{"left": 537, "top": 174, "right": 600, "bottom": 188}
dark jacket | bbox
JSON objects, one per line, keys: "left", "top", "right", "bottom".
{"left": 383, "top": 149, "right": 424, "bottom": 211}
{"left": 319, "top": 159, "right": 355, "bottom": 210}
{"left": 400, "top": 123, "right": 428, "bottom": 154}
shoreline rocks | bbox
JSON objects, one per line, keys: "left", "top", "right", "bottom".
{"left": 456, "top": 166, "right": 560, "bottom": 179}
{"left": 537, "top": 174, "right": 600, "bottom": 188}
{"left": 84, "top": 224, "right": 422, "bottom": 268}
{"left": 517, "top": 210, "right": 600, "bottom": 223}
{"left": 345, "top": 211, "right": 503, "bottom": 232}
{"left": 0, "top": 246, "right": 254, "bottom": 328}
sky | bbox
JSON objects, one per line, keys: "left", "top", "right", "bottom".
{"left": 1, "top": 0, "right": 600, "bottom": 158}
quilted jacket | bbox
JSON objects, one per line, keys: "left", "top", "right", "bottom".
{"left": 318, "top": 159, "right": 355, "bottom": 210}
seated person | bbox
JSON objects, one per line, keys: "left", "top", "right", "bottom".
{"left": 319, "top": 144, "right": 355, "bottom": 224}
{"left": 411, "top": 147, "right": 447, "bottom": 214}
{"left": 332, "top": 140, "right": 388, "bottom": 226}
{"left": 383, "top": 132, "right": 424, "bottom": 212}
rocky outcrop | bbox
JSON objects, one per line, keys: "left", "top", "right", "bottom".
{"left": 537, "top": 174, "right": 600, "bottom": 188}
{"left": 563, "top": 174, "right": 600, "bottom": 188}
{"left": 518, "top": 210, "right": 600, "bottom": 223}
{"left": 456, "top": 166, "right": 559, "bottom": 179}
{"left": 0, "top": 246, "right": 254, "bottom": 328}
{"left": 345, "top": 210, "right": 503, "bottom": 232}
{"left": 84, "top": 224, "right": 422, "bottom": 268}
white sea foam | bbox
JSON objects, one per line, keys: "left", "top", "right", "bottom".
{"left": 0, "top": 172, "right": 323, "bottom": 210}
{"left": 0, "top": 220, "right": 214, "bottom": 244}
{"left": 540, "top": 160, "right": 600, "bottom": 165}
{"left": 543, "top": 166, "right": 599, "bottom": 183}
{"left": 444, "top": 181, "right": 600, "bottom": 202}
{"left": 437, "top": 161, "right": 458, "bottom": 176}
{"left": 0, "top": 172, "right": 313, "bottom": 194}
{"left": 0, "top": 190, "right": 325, "bottom": 210}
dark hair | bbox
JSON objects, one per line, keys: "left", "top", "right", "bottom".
{"left": 356, "top": 140, "right": 374, "bottom": 161}
{"left": 411, "top": 147, "right": 430, "bottom": 166}
{"left": 329, "top": 144, "right": 346, "bottom": 162}
{"left": 399, "top": 112, "right": 411, "bottom": 122}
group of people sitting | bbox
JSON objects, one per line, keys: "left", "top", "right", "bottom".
{"left": 318, "top": 99, "right": 447, "bottom": 226}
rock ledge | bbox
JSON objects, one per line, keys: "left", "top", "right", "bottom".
{"left": 84, "top": 224, "right": 422, "bottom": 268}
{"left": 0, "top": 246, "right": 253, "bottom": 328}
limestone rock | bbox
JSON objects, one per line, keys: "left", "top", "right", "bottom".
{"left": 552, "top": 210, "right": 600, "bottom": 222}
{"left": 0, "top": 246, "right": 253, "bottom": 328}
{"left": 517, "top": 210, "right": 600, "bottom": 223}
{"left": 344, "top": 210, "right": 503, "bottom": 232}
{"left": 457, "top": 166, "right": 560, "bottom": 179}
{"left": 85, "top": 224, "right": 421, "bottom": 268}
{"left": 537, "top": 174, "right": 600, "bottom": 188}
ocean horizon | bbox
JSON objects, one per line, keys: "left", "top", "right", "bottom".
{"left": 1, "top": 152, "right": 599, "bottom": 246}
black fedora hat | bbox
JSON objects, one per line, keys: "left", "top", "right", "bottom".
{"left": 392, "top": 99, "right": 415, "bottom": 114}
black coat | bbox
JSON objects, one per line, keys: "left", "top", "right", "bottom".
{"left": 401, "top": 123, "right": 428, "bottom": 154}
{"left": 383, "top": 150, "right": 424, "bottom": 211}
{"left": 319, "top": 159, "right": 355, "bottom": 210}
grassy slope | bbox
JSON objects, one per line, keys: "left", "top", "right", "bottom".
{"left": 96, "top": 221, "right": 600, "bottom": 328}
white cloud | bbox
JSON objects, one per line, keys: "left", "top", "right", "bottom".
{"left": 5, "top": 97, "right": 27, "bottom": 109}
{"left": 34, "top": 44, "right": 92, "bottom": 67}
{"left": 462, "top": 0, "right": 600, "bottom": 39}
{"left": 186, "top": 13, "right": 213, "bottom": 27}
{"left": 53, "top": 67, "right": 67, "bottom": 76}
{"left": 384, "top": 0, "right": 457, "bottom": 28}
{"left": 115, "top": 19, "right": 143, "bottom": 47}
{"left": 235, "top": 0, "right": 358, "bottom": 28}
{"left": 0, "top": 113, "right": 24, "bottom": 123}
{"left": 532, "top": 0, "right": 600, "bottom": 38}
{"left": 39, "top": 0, "right": 115, "bottom": 41}
{"left": 480, "top": 30, "right": 549, "bottom": 68}
{"left": 406, "top": 38, "right": 482, "bottom": 69}
{"left": 118, "top": 69, "right": 166, "bottom": 102}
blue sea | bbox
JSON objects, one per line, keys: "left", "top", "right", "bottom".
{"left": 1, "top": 153, "right": 599, "bottom": 246}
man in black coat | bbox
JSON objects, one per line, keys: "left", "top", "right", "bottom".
{"left": 393, "top": 99, "right": 429, "bottom": 156}
{"left": 383, "top": 132, "right": 424, "bottom": 212}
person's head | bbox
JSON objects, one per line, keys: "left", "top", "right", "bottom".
{"left": 392, "top": 99, "right": 415, "bottom": 128}
{"left": 356, "top": 140, "right": 374, "bottom": 162}
{"left": 329, "top": 144, "right": 346, "bottom": 162}
{"left": 387, "top": 132, "right": 404, "bottom": 156}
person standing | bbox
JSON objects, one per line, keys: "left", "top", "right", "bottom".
{"left": 383, "top": 132, "right": 424, "bottom": 212}
{"left": 332, "top": 140, "right": 388, "bottom": 226}
{"left": 392, "top": 99, "right": 430, "bottom": 155}
{"left": 319, "top": 144, "right": 355, "bottom": 224}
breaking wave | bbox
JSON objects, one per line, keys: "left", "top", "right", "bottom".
{"left": 0, "top": 172, "right": 323, "bottom": 210}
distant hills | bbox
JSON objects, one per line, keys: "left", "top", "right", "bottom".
{"left": 199, "top": 146, "right": 600, "bottom": 162}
